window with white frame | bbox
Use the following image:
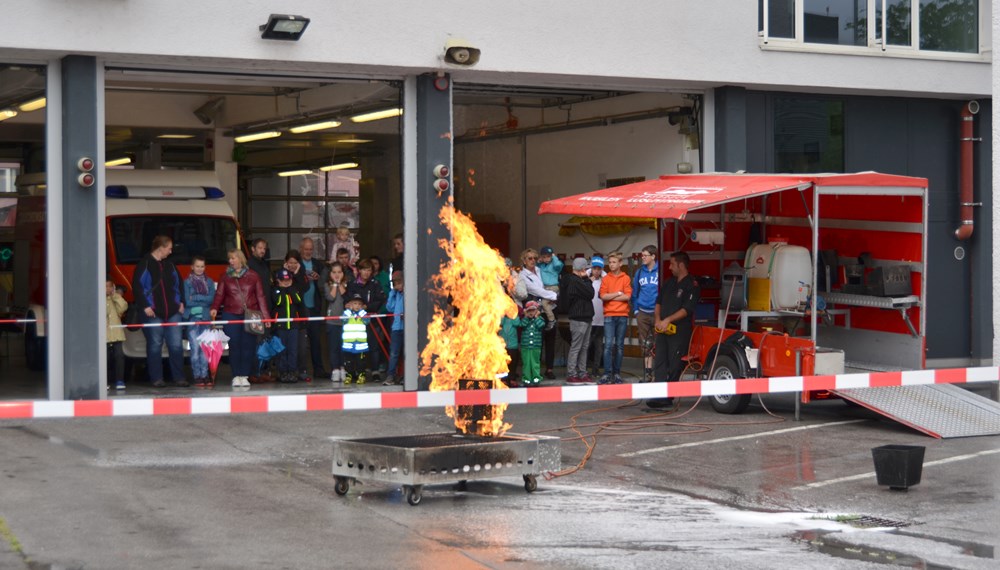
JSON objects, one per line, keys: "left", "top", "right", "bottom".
{"left": 759, "top": 0, "right": 980, "bottom": 55}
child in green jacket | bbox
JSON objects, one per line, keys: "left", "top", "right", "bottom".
{"left": 518, "top": 301, "right": 547, "bottom": 386}
{"left": 500, "top": 307, "right": 522, "bottom": 387}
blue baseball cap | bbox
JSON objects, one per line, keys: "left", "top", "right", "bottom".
{"left": 591, "top": 256, "right": 605, "bottom": 268}
{"left": 540, "top": 246, "right": 554, "bottom": 255}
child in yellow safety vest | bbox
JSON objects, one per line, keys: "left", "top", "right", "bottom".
{"left": 341, "top": 293, "right": 370, "bottom": 385}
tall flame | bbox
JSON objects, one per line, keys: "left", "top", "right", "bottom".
{"left": 420, "top": 203, "right": 518, "bottom": 437}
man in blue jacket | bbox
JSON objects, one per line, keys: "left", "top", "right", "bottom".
{"left": 631, "top": 245, "right": 659, "bottom": 382}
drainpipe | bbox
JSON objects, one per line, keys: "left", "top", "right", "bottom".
{"left": 955, "top": 100, "right": 980, "bottom": 240}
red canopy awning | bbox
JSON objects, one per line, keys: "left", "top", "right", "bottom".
{"left": 537, "top": 172, "right": 927, "bottom": 219}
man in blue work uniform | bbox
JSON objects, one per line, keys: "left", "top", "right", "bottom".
{"left": 647, "top": 251, "right": 699, "bottom": 409}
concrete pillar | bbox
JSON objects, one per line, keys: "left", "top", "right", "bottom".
{"left": 402, "top": 74, "right": 452, "bottom": 391}
{"left": 57, "top": 55, "right": 105, "bottom": 399}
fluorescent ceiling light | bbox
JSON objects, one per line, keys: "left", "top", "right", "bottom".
{"left": 105, "top": 157, "right": 132, "bottom": 167}
{"left": 18, "top": 97, "right": 46, "bottom": 112}
{"left": 234, "top": 130, "right": 281, "bottom": 143}
{"left": 350, "top": 108, "right": 402, "bottom": 123}
{"left": 337, "top": 138, "right": 373, "bottom": 144}
{"left": 0, "top": 109, "right": 17, "bottom": 121}
{"left": 319, "top": 162, "right": 359, "bottom": 172}
{"left": 156, "top": 134, "right": 196, "bottom": 139}
{"left": 290, "top": 120, "right": 342, "bottom": 134}
{"left": 278, "top": 169, "right": 314, "bottom": 177}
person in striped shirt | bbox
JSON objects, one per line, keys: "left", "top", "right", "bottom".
{"left": 341, "top": 293, "right": 370, "bottom": 385}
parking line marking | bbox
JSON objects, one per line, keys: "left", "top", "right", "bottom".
{"left": 791, "top": 448, "right": 1000, "bottom": 490}
{"left": 618, "top": 420, "right": 868, "bottom": 458}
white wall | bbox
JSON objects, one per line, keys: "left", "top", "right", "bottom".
{"left": 0, "top": 1, "right": 989, "bottom": 98}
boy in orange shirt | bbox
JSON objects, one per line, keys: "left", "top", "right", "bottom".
{"left": 597, "top": 251, "right": 632, "bottom": 384}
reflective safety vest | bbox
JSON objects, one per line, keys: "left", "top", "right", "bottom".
{"left": 342, "top": 309, "right": 369, "bottom": 353}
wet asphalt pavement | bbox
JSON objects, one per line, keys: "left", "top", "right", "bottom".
{"left": 1, "top": 384, "right": 999, "bottom": 569}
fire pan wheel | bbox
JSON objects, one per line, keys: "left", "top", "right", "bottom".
{"left": 523, "top": 474, "right": 537, "bottom": 493}
{"left": 334, "top": 476, "right": 351, "bottom": 496}
{"left": 403, "top": 485, "right": 423, "bottom": 506}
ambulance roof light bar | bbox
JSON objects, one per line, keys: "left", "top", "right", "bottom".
{"left": 106, "top": 186, "right": 225, "bottom": 199}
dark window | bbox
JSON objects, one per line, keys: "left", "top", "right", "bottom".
{"left": 919, "top": 0, "right": 978, "bottom": 53}
{"left": 762, "top": 0, "right": 796, "bottom": 38}
{"left": 804, "top": 0, "right": 868, "bottom": 46}
{"left": 773, "top": 98, "right": 845, "bottom": 173}
{"left": 110, "top": 216, "right": 239, "bottom": 265}
{"left": 877, "top": 0, "right": 913, "bottom": 46}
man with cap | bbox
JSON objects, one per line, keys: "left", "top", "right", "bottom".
{"left": 272, "top": 268, "right": 307, "bottom": 383}
{"left": 588, "top": 255, "right": 606, "bottom": 377}
{"left": 341, "top": 292, "right": 370, "bottom": 385}
{"left": 563, "top": 257, "right": 596, "bottom": 385}
{"left": 518, "top": 301, "right": 547, "bottom": 385}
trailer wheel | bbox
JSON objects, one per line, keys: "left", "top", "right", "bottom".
{"left": 708, "top": 355, "right": 752, "bottom": 414}
{"left": 523, "top": 475, "right": 538, "bottom": 493}
{"left": 334, "top": 477, "right": 350, "bottom": 496}
{"left": 24, "top": 313, "right": 46, "bottom": 372}
{"left": 404, "top": 485, "right": 422, "bottom": 506}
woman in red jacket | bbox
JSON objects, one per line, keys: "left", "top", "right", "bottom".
{"left": 210, "top": 249, "right": 270, "bottom": 388}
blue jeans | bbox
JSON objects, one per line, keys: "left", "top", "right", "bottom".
{"left": 143, "top": 313, "right": 184, "bottom": 383}
{"left": 387, "top": 329, "right": 404, "bottom": 376}
{"left": 187, "top": 324, "right": 211, "bottom": 379}
{"left": 603, "top": 316, "right": 628, "bottom": 375}
{"left": 222, "top": 312, "right": 256, "bottom": 377}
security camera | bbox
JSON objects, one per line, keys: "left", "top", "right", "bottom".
{"left": 194, "top": 98, "right": 225, "bottom": 125}
{"left": 443, "top": 38, "right": 481, "bottom": 66}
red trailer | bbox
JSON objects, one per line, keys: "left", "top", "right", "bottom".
{"left": 541, "top": 173, "right": 931, "bottom": 415}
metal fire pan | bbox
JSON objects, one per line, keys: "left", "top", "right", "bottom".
{"left": 331, "top": 432, "right": 561, "bottom": 488}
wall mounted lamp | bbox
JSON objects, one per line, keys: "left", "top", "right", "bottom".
{"left": 260, "top": 14, "right": 310, "bottom": 41}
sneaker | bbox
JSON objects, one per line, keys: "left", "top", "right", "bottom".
{"left": 597, "top": 375, "right": 611, "bottom": 385}
{"left": 613, "top": 374, "right": 624, "bottom": 385}
{"left": 356, "top": 372, "right": 367, "bottom": 385}
{"left": 579, "top": 374, "right": 597, "bottom": 386}
{"left": 371, "top": 370, "right": 382, "bottom": 381}
{"left": 544, "top": 370, "right": 556, "bottom": 380}
{"left": 330, "top": 369, "right": 340, "bottom": 382}
{"left": 193, "top": 378, "right": 209, "bottom": 388}
{"left": 343, "top": 373, "right": 353, "bottom": 385}
{"left": 279, "top": 373, "right": 298, "bottom": 384}
{"left": 382, "top": 374, "right": 397, "bottom": 386}
{"left": 115, "top": 381, "right": 126, "bottom": 390}
{"left": 565, "top": 376, "right": 585, "bottom": 386}
{"left": 172, "top": 379, "right": 190, "bottom": 388}
{"left": 152, "top": 379, "right": 167, "bottom": 388}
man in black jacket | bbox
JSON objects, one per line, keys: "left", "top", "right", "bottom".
{"left": 131, "top": 235, "right": 187, "bottom": 387}
{"left": 247, "top": 238, "right": 273, "bottom": 310}
{"left": 563, "top": 257, "right": 596, "bottom": 385}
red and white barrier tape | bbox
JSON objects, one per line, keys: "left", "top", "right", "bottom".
{"left": 1, "top": 366, "right": 996, "bottom": 420}
{"left": 111, "top": 313, "right": 399, "bottom": 329}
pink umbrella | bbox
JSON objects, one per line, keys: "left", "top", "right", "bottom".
{"left": 196, "top": 329, "right": 230, "bottom": 386}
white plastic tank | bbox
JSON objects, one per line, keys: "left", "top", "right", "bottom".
{"left": 744, "top": 243, "right": 812, "bottom": 310}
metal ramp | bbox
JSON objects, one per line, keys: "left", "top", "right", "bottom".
{"left": 834, "top": 384, "right": 1000, "bottom": 439}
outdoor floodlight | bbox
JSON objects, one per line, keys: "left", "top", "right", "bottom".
{"left": 260, "top": 14, "right": 310, "bottom": 41}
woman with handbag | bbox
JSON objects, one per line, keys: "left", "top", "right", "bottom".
{"left": 210, "top": 249, "right": 270, "bottom": 388}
